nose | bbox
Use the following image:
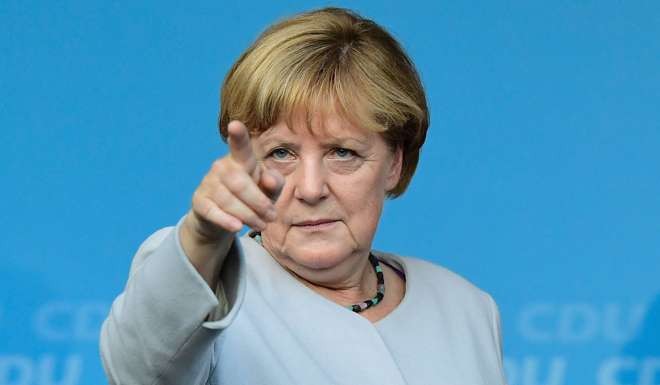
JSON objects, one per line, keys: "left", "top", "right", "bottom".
{"left": 292, "top": 156, "right": 329, "bottom": 205}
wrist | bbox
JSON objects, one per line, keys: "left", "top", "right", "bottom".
{"left": 180, "top": 213, "right": 234, "bottom": 287}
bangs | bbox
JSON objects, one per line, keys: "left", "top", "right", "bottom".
{"left": 264, "top": 61, "right": 386, "bottom": 136}
{"left": 227, "top": 38, "right": 389, "bottom": 138}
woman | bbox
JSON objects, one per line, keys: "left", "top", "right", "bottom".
{"left": 101, "top": 7, "right": 507, "bottom": 385}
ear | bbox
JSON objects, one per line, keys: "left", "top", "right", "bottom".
{"left": 385, "top": 146, "right": 403, "bottom": 191}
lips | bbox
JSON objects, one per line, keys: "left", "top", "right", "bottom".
{"left": 293, "top": 219, "right": 338, "bottom": 226}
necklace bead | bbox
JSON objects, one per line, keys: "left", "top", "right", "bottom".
{"left": 350, "top": 253, "right": 385, "bottom": 313}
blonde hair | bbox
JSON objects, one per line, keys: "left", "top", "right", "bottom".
{"left": 219, "top": 7, "right": 429, "bottom": 197}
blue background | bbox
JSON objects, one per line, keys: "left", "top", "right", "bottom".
{"left": 2, "top": 1, "right": 659, "bottom": 384}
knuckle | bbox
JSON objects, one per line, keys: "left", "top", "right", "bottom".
{"left": 211, "top": 187, "right": 232, "bottom": 208}
{"left": 220, "top": 165, "right": 238, "bottom": 180}
{"left": 192, "top": 198, "right": 213, "bottom": 220}
{"left": 192, "top": 188, "right": 212, "bottom": 208}
{"left": 225, "top": 174, "right": 249, "bottom": 192}
{"left": 200, "top": 201, "right": 215, "bottom": 219}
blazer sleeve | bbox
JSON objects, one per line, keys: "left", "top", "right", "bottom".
{"left": 99, "top": 216, "right": 246, "bottom": 385}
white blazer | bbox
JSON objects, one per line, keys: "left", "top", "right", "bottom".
{"left": 100, "top": 217, "right": 508, "bottom": 385}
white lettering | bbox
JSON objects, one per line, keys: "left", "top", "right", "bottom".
{"left": 597, "top": 356, "right": 636, "bottom": 385}
{"left": 37, "top": 355, "right": 82, "bottom": 385}
{"left": 34, "top": 302, "right": 72, "bottom": 341}
{"left": 0, "top": 355, "right": 82, "bottom": 385}
{"left": 597, "top": 357, "right": 660, "bottom": 385}
{"left": 520, "top": 304, "right": 555, "bottom": 342}
{"left": 33, "top": 301, "right": 108, "bottom": 342}
{"left": 602, "top": 303, "right": 647, "bottom": 344}
{"left": 0, "top": 355, "right": 33, "bottom": 385}
{"left": 520, "top": 303, "right": 647, "bottom": 343}
{"left": 73, "top": 303, "right": 107, "bottom": 341}
{"left": 557, "top": 303, "right": 597, "bottom": 342}
{"left": 504, "top": 356, "right": 567, "bottom": 385}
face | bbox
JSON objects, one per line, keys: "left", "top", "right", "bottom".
{"left": 253, "top": 111, "right": 402, "bottom": 279}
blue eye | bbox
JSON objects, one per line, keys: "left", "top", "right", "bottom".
{"left": 270, "top": 148, "right": 292, "bottom": 160}
{"left": 333, "top": 148, "right": 356, "bottom": 158}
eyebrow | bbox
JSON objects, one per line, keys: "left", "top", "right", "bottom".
{"left": 259, "top": 136, "right": 370, "bottom": 150}
{"left": 259, "top": 139, "right": 300, "bottom": 150}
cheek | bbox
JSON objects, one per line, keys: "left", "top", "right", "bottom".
{"left": 332, "top": 161, "right": 389, "bottom": 217}
{"left": 333, "top": 175, "right": 386, "bottom": 235}
{"left": 326, "top": 158, "right": 364, "bottom": 174}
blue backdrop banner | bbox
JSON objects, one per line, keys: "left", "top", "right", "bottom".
{"left": 2, "top": 1, "right": 659, "bottom": 384}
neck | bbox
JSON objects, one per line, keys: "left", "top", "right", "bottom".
{"left": 269, "top": 247, "right": 377, "bottom": 306}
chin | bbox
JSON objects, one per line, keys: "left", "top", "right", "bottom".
{"left": 284, "top": 242, "right": 353, "bottom": 270}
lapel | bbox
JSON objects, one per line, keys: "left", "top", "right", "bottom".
{"left": 238, "top": 234, "right": 409, "bottom": 385}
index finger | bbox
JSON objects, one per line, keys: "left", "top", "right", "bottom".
{"left": 227, "top": 120, "right": 257, "bottom": 174}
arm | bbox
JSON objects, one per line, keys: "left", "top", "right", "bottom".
{"left": 100, "top": 121, "right": 281, "bottom": 384}
{"left": 99, "top": 217, "right": 246, "bottom": 385}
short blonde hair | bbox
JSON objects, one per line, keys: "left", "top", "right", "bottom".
{"left": 219, "top": 7, "right": 429, "bottom": 197}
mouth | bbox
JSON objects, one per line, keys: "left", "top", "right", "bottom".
{"left": 292, "top": 219, "right": 340, "bottom": 230}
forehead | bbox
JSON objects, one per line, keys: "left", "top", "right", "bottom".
{"left": 257, "top": 109, "right": 374, "bottom": 144}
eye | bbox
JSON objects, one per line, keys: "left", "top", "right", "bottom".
{"left": 268, "top": 147, "right": 294, "bottom": 160}
{"left": 331, "top": 147, "right": 357, "bottom": 159}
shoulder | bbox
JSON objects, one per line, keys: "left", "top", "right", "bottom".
{"left": 375, "top": 252, "right": 506, "bottom": 380}
{"left": 374, "top": 250, "right": 495, "bottom": 317}
{"left": 404, "top": 255, "right": 485, "bottom": 295}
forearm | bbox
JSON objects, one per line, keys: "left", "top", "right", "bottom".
{"left": 100, "top": 220, "right": 244, "bottom": 384}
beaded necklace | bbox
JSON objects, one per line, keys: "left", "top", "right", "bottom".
{"left": 251, "top": 233, "right": 385, "bottom": 313}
